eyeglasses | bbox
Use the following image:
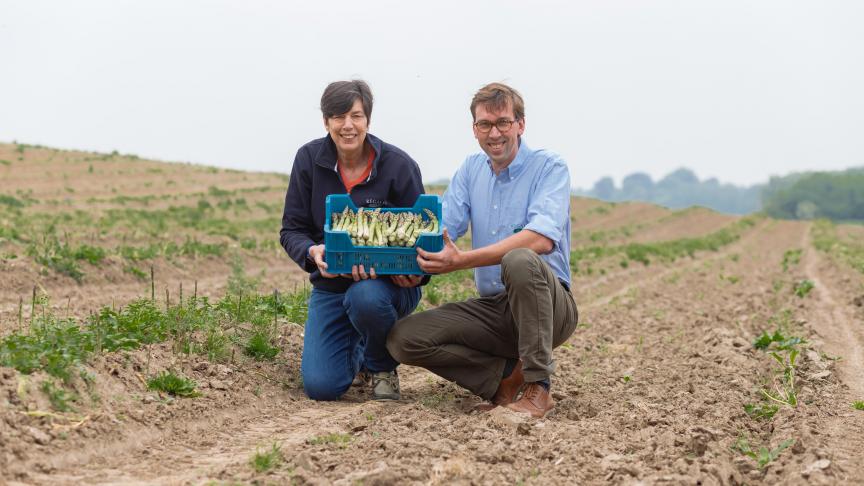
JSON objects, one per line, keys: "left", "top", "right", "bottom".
{"left": 473, "top": 118, "right": 518, "bottom": 133}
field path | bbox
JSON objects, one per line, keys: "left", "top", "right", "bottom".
{"left": 25, "top": 398, "right": 363, "bottom": 485}
{"left": 803, "top": 236, "right": 864, "bottom": 395}
{"left": 795, "top": 225, "right": 864, "bottom": 483}
{"left": 21, "top": 396, "right": 378, "bottom": 485}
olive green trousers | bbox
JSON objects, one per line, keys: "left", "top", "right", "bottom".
{"left": 386, "top": 248, "right": 579, "bottom": 400}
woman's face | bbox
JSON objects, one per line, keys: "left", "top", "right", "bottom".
{"left": 324, "top": 98, "right": 368, "bottom": 157}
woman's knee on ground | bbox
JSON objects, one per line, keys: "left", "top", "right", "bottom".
{"left": 301, "top": 366, "right": 352, "bottom": 401}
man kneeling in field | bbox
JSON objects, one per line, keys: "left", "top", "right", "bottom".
{"left": 387, "top": 83, "right": 579, "bottom": 418}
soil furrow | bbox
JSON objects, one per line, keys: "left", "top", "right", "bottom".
{"left": 803, "top": 244, "right": 864, "bottom": 395}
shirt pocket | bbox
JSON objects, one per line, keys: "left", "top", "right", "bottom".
{"left": 503, "top": 200, "right": 529, "bottom": 235}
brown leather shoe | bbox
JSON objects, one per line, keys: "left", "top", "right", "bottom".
{"left": 474, "top": 360, "right": 524, "bottom": 412}
{"left": 505, "top": 382, "right": 554, "bottom": 418}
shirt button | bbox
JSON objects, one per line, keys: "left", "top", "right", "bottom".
{"left": 493, "top": 205, "right": 498, "bottom": 209}
{"left": 491, "top": 230, "right": 497, "bottom": 235}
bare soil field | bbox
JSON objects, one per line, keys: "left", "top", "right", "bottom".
{"left": 2, "top": 143, "right": 864, "bottom": 485}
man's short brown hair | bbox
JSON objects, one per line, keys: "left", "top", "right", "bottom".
{"left": 470, "top": 82, "right": 525, "bottom": 121}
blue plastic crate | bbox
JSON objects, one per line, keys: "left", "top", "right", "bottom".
{"left": 324, "top": 194, "right": 443, "bottom": 275}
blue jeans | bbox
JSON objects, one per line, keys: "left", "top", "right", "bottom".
{"left": 301, "top": 278, "right": 421, "bottom": 401}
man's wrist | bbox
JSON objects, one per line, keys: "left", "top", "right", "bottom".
{"left": 454, "top": 249, "right": 471, "bottom": 271}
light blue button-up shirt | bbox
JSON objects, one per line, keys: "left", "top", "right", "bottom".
{"left": 442, "top": 140, "right": 571, "bottom": 297}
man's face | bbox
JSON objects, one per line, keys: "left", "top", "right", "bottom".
{"left": 473, "top": 102, "right": 525, "bottom": 168}
{"left": 324, "top": 99, "right": 368, "bottom": 156}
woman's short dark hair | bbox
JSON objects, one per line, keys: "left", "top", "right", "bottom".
{"left": 320, "top": 80, "right": 373, "bottom": 121}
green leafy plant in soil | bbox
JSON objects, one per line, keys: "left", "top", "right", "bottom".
{"left": 744, "top": 402, "right": 779, "bottom": 421}
{"left": 853, "top": 401, "right": 864, "bottom": 411}
{"left": 147, "top": 370, "right": 201, "bottom": 397}
{"left": 0, "top": 285, "right": 308, "bottom": 380}
{"left": 250, "top": 442, "right": 283, "bottom": 472}
{"left": 793, "top": 280, "right": 815, "bottom": 298}
{"left": 752, "top": 318, "right": 805, "bottom": 409}
{"left": 25, "top": 229, "right": 107, "bottom": 282}
{"left": 41, "top": 380, "right": 78, "bottom": 412}
{"left": 733, "top": 437, "right": 794, "bottom": 469}
{"left": 753, "top": 329, "right": 806, "bottom": 351}
{"left": 307, "top": 433, "right": 352, "bottom": 447}
{"left": 761, "top": 349, "right": 800, "bottom": 407}
{"left": 781, "top": 249, "right": 802, "bottom": 272}
{"left": 243, "top": 332, "right": 279, "bottom": 360}
{"left": 0, "top": 194, "right": 25, "bottom": 207}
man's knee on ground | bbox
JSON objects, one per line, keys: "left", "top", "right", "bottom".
{"left": 301, "top": 367, "right": 351, "bottom": 401}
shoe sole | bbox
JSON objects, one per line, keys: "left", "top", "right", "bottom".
{"left": 473, "top": 402, "right": 498, "bottom": 412}
{"left": 372, "top": 394, "right": 400, "bottom": 401}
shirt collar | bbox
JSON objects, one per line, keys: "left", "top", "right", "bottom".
{"left": 485, "top": 139, "right": 530, "bottom": 179}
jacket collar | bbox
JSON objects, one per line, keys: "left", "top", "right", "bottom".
{"left": 314, "top": 133, "right": 382, "bottom": 181}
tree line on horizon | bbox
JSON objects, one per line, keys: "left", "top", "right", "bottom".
{"left": 573, "top": 167, "right": 864, "bottom": 221}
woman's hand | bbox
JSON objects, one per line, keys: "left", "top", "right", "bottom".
{"left": 309, "top": 244, "right": 376, "bottom": 280}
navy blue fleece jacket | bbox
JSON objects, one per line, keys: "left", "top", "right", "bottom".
{"left": 279, "top": 133, "right": 425, "bottom": 293}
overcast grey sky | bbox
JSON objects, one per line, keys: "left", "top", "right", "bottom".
{"left": 1, "top": 0, "right": 862, "bottom": 189}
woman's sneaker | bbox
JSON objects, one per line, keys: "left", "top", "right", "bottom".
{"left": 371, "top": 371, "right": 400, "bottom": 400}
{"left": 352, "top": 369, "right": 371, "bottom": 387}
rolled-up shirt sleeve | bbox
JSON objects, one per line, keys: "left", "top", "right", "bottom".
{"left": 523, "top": 157, "right": 570, "bottom": 249}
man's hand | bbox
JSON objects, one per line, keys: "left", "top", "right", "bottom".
{"left": 416, "top": 229, "right": 463, "bottom": 275}
{"left": 309, "top": 244, "right": 376, "bottom": 280}
{"left": 390, "top": 275, "right": 423, "bottom": 287}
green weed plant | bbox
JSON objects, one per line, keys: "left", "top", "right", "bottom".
{"left": 243, "top": 332, "right": 279, "bottom": 360}
{"left": 147, "top": 370, "right": 201, "bottom": 397}
{"left": 41, "top": 380, "right": 78, "bottom": 412}
{"left": 753, "top": 329, "right": 806, "bottom": 351}
{"left": 250, "top": 442, "right": 282, "bottom": 472}
{"left": 0, "top": 285, "right": 308, "bottom": 379}
{"left": 733, "top": 436, "right": 794, "bottom": 469}
{"left": 307, "top": 433, "right": 352, "bottom": 447}
{"left": 781, "top": 249, "right": 802, "bottom": 272}
{"left": 744, "top": 402, "right": 779, "bottom": 421}
{"left": 793, "top": 280, "right": 815, "bottom": 298}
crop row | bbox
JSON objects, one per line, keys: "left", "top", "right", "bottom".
{"left": 570, "top": 216, "right": 758, "bottom": 273}
{"left": 811, "top": 220, "right": 864, "bottom": 274}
